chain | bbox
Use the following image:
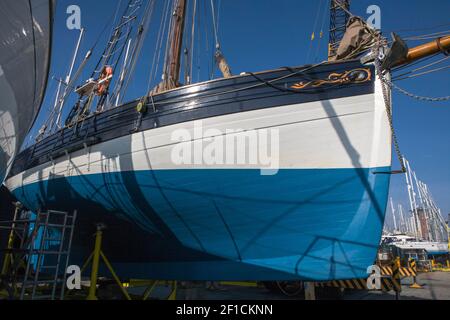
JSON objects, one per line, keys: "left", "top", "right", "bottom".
{"left": 372, "top": 36, "right": 450, "bottom": 174}
{"left": 374, "top": 44, "right": 406, "bottom": 174}
{"left": 385, "top": 80, "right": 450, "bottom": 102}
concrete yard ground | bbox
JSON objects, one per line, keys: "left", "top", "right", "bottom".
{"left": 172, "top": 272, "right": 450, "bottom": 300}
{"left": 2, "top": 272, "right": 449, "bottom": 300}
{"left": 344, "top": 271, "right": 450, "bottom": 300}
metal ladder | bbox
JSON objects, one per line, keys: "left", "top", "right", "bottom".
{"left": 18, "top": 210, "right": 77, "bottom": 300}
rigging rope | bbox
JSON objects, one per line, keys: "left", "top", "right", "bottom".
{"left": 403, "top": 29, "right": 450, "bottom": 41}
{"left": 314, "top": 0, "right": 329, "bottom": 62}
{"left": 92, "top": 0, "right": 135, "bottom": 76}
{"left": 161, "top": 0, "right": 177, "bottom": 81}
{"left": 148, "top": 0, "right": 172, "bottom": 91}
{"left": 394, "top": 64, "right": 450, "bottom": 81}
{"left": 41, "top": 0, "right": 450, "bottom": 144}
{"left": 210, "top": 0, "right": 219, "bottom": 50}
{"left": 372, "top": 35, "right": 450, "bottom": 102}
{"left": 114, "top": 0, "right": 156, "bottom": 106}
{"left": 63, "top": 0, "right": 145, "bottom": 124}
{"left": 391, "top": 52, "right": 440, "bottom": 73}
{"left": 40, "top": 2, "right": 125, "bottom": 138}
{"left": 101, "top": 27, "right": 133, "bottom": 67}
{"left": 374, "top": 40, "right": 450, "bottom": 101}
{"left": 394, "top": 55, "right": 450, "bottom": 75}
{"left": 393, "top": 55, "right": 450, "bottom": 80}
{"left": 306, "top": 0, "right": 323, "bottom": 63}
{"left": 195, "top": 1, "right": 202, "bottom": 82}
{"left": 217, "top": 0, "right": 222, "bottom": 38}
{"left": 187, "top": 0, "right": 198, "bottom": 85}
{"left": 210, "top": 0, "right": 227, "bottom": 80}
{"left": 386, "top": 22, "right": 450, "bottom": 35}
{"left": 202, "top": 0, "right": 212, "bottom": 80}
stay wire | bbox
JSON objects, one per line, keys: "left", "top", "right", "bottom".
{"left": 148, "top": 0, "right": 171, "bottom": 90}
{"left": 393, "top": 64, "right": 450, "bottom": 82}
{"left": 306, "top": 0, "right": 323, "bottom": 63}
{"left": 118, "top": 0, "right": 156, "bottom": 103}
{"left": 91, "top": 0, "right": 134, "bottom": 77}
{"left": 314, "top": 0, "right": 329, "bottom": 62}
{"left": 392, "top": 55, "right": 450, "bottom": 80}
{"left": 403, "top": 29, "right": 450, "bottom": 41}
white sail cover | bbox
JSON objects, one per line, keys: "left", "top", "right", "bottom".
{"left": 0, "top": 0, "right": 53, "bottom": 182}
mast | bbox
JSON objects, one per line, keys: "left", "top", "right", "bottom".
{"left": 56, "top": 28, "right": 85, "bottom": 128}
{"left": 168, "top": 0, "right": 187, "bottom": 87}
{"left": 155, "top": 0, "right": 187, "bottom": 93}
{"left": 398, "top": 204, "right": 405, "bottom": 233}
{"left": 328, "top": 0, "right": 350, "bottom": 60}
{"left": 413, "top": 172, "right": 432, "bottom": 241}
{"left": 404, "top": 158, "right": 422, "bottom": 240}
{"left": 390, "top": 197, "right": 397, "bottom": 233}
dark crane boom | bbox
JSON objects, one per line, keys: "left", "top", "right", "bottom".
{"left": 328, "top": 0, "right": 351, "bottom": 60}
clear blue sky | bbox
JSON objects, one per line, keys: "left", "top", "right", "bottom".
{"left": 29, "top": 0, "right": 450, "bottom": 219}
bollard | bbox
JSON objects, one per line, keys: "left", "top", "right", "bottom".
{"left": 409, "top": 258, "right": 422, "bottom": 289}
{"left": 391, "top": 257, "right": 402, "bottom": 300}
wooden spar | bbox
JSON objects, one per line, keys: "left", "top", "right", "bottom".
{"left": 167, "top": 0, "right": 187, "bottom": 87}
{"left": 152, "top": 0, "right": 187, "bottom": 93}
{"left": 393, "top": 35, "right": 450, "bottom": 68}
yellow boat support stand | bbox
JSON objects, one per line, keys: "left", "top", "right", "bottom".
{"left": 78, "top": 224, "right": 177, "bottom": 301}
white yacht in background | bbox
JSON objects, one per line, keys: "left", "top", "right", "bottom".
{"left": 0, "top": 0, "right": 53, "bottom": 183}
{"left": 394, "top": 240, "right": 448, "bottom": 255}
{"left": 382, "top": 234, "right": 448, "bottom": 255}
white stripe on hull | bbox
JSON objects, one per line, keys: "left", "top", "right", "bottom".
{"left": 6, "top": 79, "right": 391, "bottom": 191}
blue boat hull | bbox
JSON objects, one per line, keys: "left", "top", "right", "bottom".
{"left": 11, "top": 167, "right": 390, "bottom": 280}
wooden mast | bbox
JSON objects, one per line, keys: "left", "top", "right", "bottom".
{"left": 167, "top": 0, "right": 187, "bottom": 87}
{"left": 153, "top": 0, "right": 187, "bottom": 93}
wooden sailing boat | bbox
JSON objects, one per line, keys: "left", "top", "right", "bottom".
{"left": 4, "top": 0, "right": 450, "bottom": 281}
